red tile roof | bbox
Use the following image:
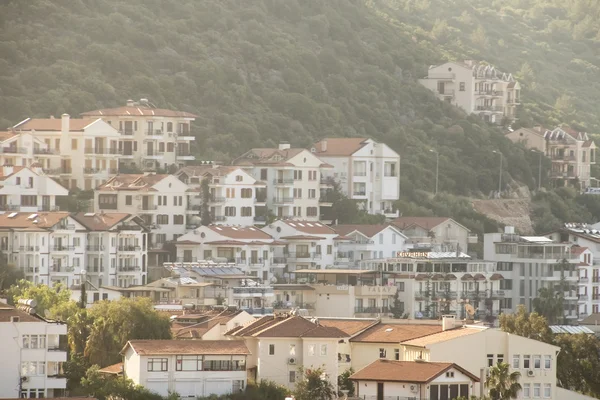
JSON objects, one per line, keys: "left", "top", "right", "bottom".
{"left": 98, "top": 362, "right": 123, "bottom": 375}
{"left": 71, "top": 212, "right": 134, "bottom": 231}
{"left": 0, "top": 303, "right": 43, "bottom": 322}
{"left": 123, "top": 340, "right": 250, "bottom": 355}
{"left": 317, "top": 318, "right": 378, "bottom": 336}
{"left": 281, "top": 220, "right": 337, "bottom": 235}
{"left": 312, "top": 138, "right": 369, "bottom": 156}
{"left": 350, "top": 359, "right": 479, "bottom": 383}
{"left": 228, "top": 315, "right": 347, "bottom": 338}
{"left": 81, "top": 105, "right": 197, "bottom": 118}
{"left": 0, "top": 212, "right": 70, "bottom": 230}
{"left": 96, "top": 174, "right": 169, "bottom": 191}
{"left": 15, "top": 118, "right": 95, "bottom": 131}
{"left": 571, "top": 246, "right": 589, "bottom": 255}
{"left": 350, "top": 323, "right": 442, "bottom": 343}
{"left": 208, "top": 225, "right": 273, "bottom": 240}
{"left": 332, "top": 224, "right": 395, "bottom": 238}
{"left": 392, "top": 217, "right": 452, "bottom": 230}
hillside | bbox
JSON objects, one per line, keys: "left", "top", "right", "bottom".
{"left": 1, "top": 0, "right": 600, "bottom": 235}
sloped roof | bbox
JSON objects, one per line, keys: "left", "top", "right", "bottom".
{"left": 98, "top": 362, "right": 123, "bottom": 375}
{"left": 208, "top": 225, "right": 273, "bottom": 240}
{"left": 0, "top": 303, "right": 42, "bottom": 322}
{"left": 96, "top": 174, "right": 169, "bottom": 191}
{"left": 350, "top": 323, "right": 442, "bottom": 343}
{"left": 15, "top": 118, "right": 94, "bottom": 131}
{"left": 392, "top": 217, "right": 452, "bottom": 230}
{"left": 0, "top": 212, "right": 70, "bottom": 230}
{"left": 123, "top": 340, "right": 250, "bottom": 355}
{"left": 0, "top": 131, "right": 19, "bottom": 141}
{"left": 81, "top": 105, "right": 197, "bottom": 118}
{"left": 332, "top": 224, "right": 397, "bottom": 238}
{"left": 350, "top": 359, "right": 479, "bottom": 383}
{"left": 0, "top": 166, "right": 26, "bottom": 181}
{"left": 312, "top": 138, "right": 369, "bottom": 156}
{"left": 71, "top": 212, "right": 133, "bottom": 231}
{"left": 173, "top": 310, "right": 244, "bottom": 339}
{"left": 280, "top": 220, "right": 337, "bottom": 235}
{"left": 228, "top": 315, "right": 347, "bottom": 338}
{"left": 401, "top": 327, "right": 484, "bottom": 347}
{"left": 581, "top": 313, "right": 600, "bottom": 325}
{"left": 317, "top": 318, "right": 378, "bottom": 336}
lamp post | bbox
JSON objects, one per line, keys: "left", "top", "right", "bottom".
{"left": 430, "top": 149, "right": 439, "bottom": 195}
{"left": 492, "top": 151, "right": 503, "bottom": 194}
{"left": 531, "top": 149, "right": 542, "bottom": 191}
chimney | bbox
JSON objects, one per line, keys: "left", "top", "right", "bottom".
{"left": 321, "top": 139, "right": 327, "bottom": 152}
{"left": 442, "top": 315, "right": 456, "bottom": 331}
{"left": 278, "top": 142, "right": 291, "bottom": 150}
{"left": 126, "top": 99, "right": 135, "bottom": 107}
{"left": 61, "top": 113, "right": 70, "bottom": 133}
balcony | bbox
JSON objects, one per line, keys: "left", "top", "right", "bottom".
{"left": 232, "top": 287, "right": 274, "bottom": 297}
{"left": 208, "top": 196, "right": 225, "bottom": 204}
{"left": 33, "top": 148, "right": 60, "bottom": 155}
{"left": 271, "top": 257, "right": 286, "bottom": 265}
{"left": 382, "top": 209, "right": 399, "bottom": 218}
{"left": 320, "top": 179, "right": 334, "bottom": 188}
{"left": 507, "top": 98, "right": 521, "bottom": 105}
{"left": 254, "top": 216, "right": 267, "bottom": 223}
{"left": 118, "top": 265, "right": 141, "bottom": 272}
{"left": 118, "top": 245, "right": 141, "bottom": 252}
{"left": 0, "top": 204, "right": 20, "bottom": 211}
{"left": 24, "top": 266, "right": 39, "bottom": 273}
{"left": 143, "top": 151, "right": 165, "bottom": 160}
{"left": 550, "top": 171, "right": 577, "bottom": 179}
{"left": 0, "top": 146, "right": 25, "bottom": 154}
{"left": 475, "top": 90, "right": 504, "bottom": 96}
{"left": 273, "top": 301, "right": 315, "bottom": 310}
{"left": 120, "top": 129, "right": 134, "bottom": 136}
{"left": 319, "top": 198, "right": 333, "bottom": 207}
{"left": 240, "top": 306, "right": 274, "bottom": 315}
{"left": 578, "top": 295, "right": 588, "bottom": 302}
{"left": 176, "top": 153, "right": 195, "bottom": 161}
{"left": 51, "top": 266, "right": 75, "bottom": 273}
{"left": 273, "top": 197, "right": 294, "bottom": 204}
{"left": 84, "top": 147, "right": 122, "bottom": 156}
{"left": 285, "top": 252, "right": 321, "bottom": 261}
{"left": 439, "top": 89, "right": 455, "bottom": 97}
{"left": 475, "top": 105, "right": 504, "bottom": 113}
{"left": 248, "top": 258, "right": 265, "bottom": 267}
{"left": 145, "top": 129, "right": 164, "bottom": 138}
{"left": 353, "top": 191, "right": 367, "bottom": 196}
{"left": 213, "top": 216, "right": 226, "bottom": 222}
{"left": 39, "top": 205, "right": 60, "bottom": 212}
{"left": 19, "top": 245, "right": 39, "bottom": 252}
{"left": 51, "top": 245, "right": 74, "bottom": 252}
{"left": 491, "top": 290, "right": 506, "bottom": 299}
{"left": 354, "top": 306, "right": 390, "bottom": 315}
{"left": 117, "top": 224, "right": 142, "bottom": 231}
{"left": 272, "top": 178, "right": 294, "bottom": 186}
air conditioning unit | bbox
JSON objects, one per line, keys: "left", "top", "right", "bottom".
{"left": 288, "top": 357, "right": 296, "bottom": 365}
{"left": 410, "top": 385, "right": 418, "bottom": 393}
{"left": 527, "top": 370, "right": 535, "bottom": 377}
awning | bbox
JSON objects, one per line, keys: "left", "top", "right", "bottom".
{"left": 445, "top": 274, "right": 457, "bottom": 281}
{"left": 489, "top": 273, "right": 504, "bottom": 281}
{"left": 461, "top": 273, "right": 474, "bottom": 281}
{"left": 473, "top": 273, "right": 486, "bottom": 281}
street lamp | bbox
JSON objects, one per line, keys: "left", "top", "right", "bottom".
{"left": 531, "top": 149, "right": 542, "bottom": 191}
{"left": 492, "top": 151, "right": 503, "bottom": 194}
{"left": 430, "top": 149, "right": 439, "bottom": 195}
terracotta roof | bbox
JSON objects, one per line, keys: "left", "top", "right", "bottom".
{"left": 583, "top": 140, "right": 595, "bottom": 148}
{"left": 204, "top": 240, "right": 248, "bottom": 245}
{"left": 332, "top": 224, "right": 396, "bottom": 238}
{"left": 0, "top": 212, "right": 70, "bottom": 230}
{"left": 281, "top": 235, "right": 325, "bottom": 240}
{"left": 350, "top": 359, "right": 480, "bottom": 383}
{"left": 123, "top": 340, "right": 250, "bottom": 355}
{"left": 392, "top": 217, "right": 451, "bottom": 230}
{"left": 317, "top": 318, "right": 378, "bottom": 336}
{"left": 0, "top": 304, "right": 43, "bottom": 322}
{"left": 0, "top": 166, "right": 26, "bottom": 180}
{"left": 228, "top": 315, "right": 347, "bottom": 338}
{"left": 15, "top": 118, "right": 94, "bottom": 131}
{"left": 208, "top": 225, "right": 273, "bottom": 240}
{"left": 227, "top": 315, "right": 286, "bottom": 336}
{"left": 461, "top": 273, "right": 474, "bottom": 281}
{"left": 233, "top": 147, "right": 306, "bottom": 166}
{"left": 401, "top": 327, "right": 484, "bottom": 347}
{"left": 581, "top": 313, "right": 600, "bottom": 325}
{"left": 97, "top": 174, "right": 169, "bottom": 191}
{"left": 0, "top": 131, "right": 19, "bottom": 141}
{"left": 281, "top": 220, "right": 337, "bottom": 235}
{"left": 81, "top": 105, "right": 198, "bottom": 118}
{"left": 98, "top": 362, "right": 123, "bottom": 375}
{"left": 489, "top": 273, "right": 504, "bottom": 281}
{"left": 178, "top": 165, "right": 241, "bottom": 178}
{"left": 571, "top": 246, "right": 589, "bottom": 255}
{"left": 350, "top": 323, "right": 442, "bottom": 343}
{"left": 71, "top": 212, "right": 133, "bottom": 231}
{"left": 173, "top": 310, "right": 243, "bottom": 339}
{"left": 312, "top": 138, "right": 369, "bottom": 156}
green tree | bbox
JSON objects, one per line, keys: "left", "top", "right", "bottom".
{"left": 532, "top": 287, "right": 563, "bottom": 325}
{"left": 200, "top": 177, "right": 213, "bottom": 226}
{"left": 294, "top": 367, "right": 335, "bottom": 400}
{"left": 0, "top": 256, "right": 23, "bottom": 292}
{"left": 80, "top": 364, "right": 167, "bottom": 400}
{"left": 337, "top": 368, "right": 355, "bottom": 397}
{"left": 485, "top": 362, "right": 522, "bottom": 400}
{"left": 389, "top": 290, "right": 405, "bottom": 319}
{"left": 7, "top": 280, "right": 73, "bottom": 317}
{"left": 553, "top": 334, "right": 600, "bottom": 397}
{"left": 499, "top": 304, "right": 553, "bottom": 344}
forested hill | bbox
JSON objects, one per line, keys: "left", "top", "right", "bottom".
{"left": 1, "top": 0, "right": 600, "bottom": 233}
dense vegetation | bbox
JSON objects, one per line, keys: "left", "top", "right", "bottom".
{"left": 2, "top": 0, "right": 600, "bottom": 232}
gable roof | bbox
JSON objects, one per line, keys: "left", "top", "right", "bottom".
{"left": 0, "top": 131, "right": 19, "bottom": 141}
{"left": 350, "top": 323, "right": 442, "bottom": 343}
{"left": 279, "top": 220, "right": 337, "bottom": 235}
{"left": 173, "top": 310, "right": 245, "bottom": 339}
{"left": 401, "top": 326, "right": 485, "bottom": 347}
{"left": 14, "top": 118, "right": 95, "bottom": 131}
{"left": 0, "top": 303, "right": 43, "bottom": 322}
{"left": 312, "top": 138, "right": 369, "bottom": 156}
{"left": 207, "top": 225, "right": 273, "bottom": 240}
{"left": 0, "top": 212, "right": 70, "bottom": 230}
{"left": 122, "top": 340, "right": 250, "bottom": 355}
{"left": 81, "top": 105, "right": 197, "bottom": 118}
{"left": 332, "top": 224, "right": 400, "bottom": 238}
{"left": 581, "top": 313, "right": 600, "bottom": 325}
{"left": 227, "top": 315, "right": 347, "bottom": 338}
{"left": 392, "top": 217, "right": 466, "bottom": 231}
{"left": 71, "top": 212, "right": 135, "bottom": 231}
{"left": 96, "top": 174, "right": 170, "bottom": 191}
{"left": 350, "top": 359, "right": 480, "bottom": 383}
{"left": 316, "top": 318, "right": 378, "bottom": 336}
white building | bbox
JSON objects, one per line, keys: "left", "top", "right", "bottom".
{"left": 332, "top": 224, "right": 409, "bottom": 266}
{"left": 13, "top": 114, "right": 121, "bottom": 190}
{"left": 262, "top": 219, "right": 340, "bottom": 272}
{"left": 232, "top": 144, "right": 333, "bottom": 221}
{"left": 94, "top": 173, "right": 189, "bottom": 247}
{"left": 419, "top": 60, "right": 521, "bottom": 124}
{"left": 176, "top": 165, "right": 267, "bottom": 226}
{"left": 0, "top": 165, "right": 68, "bottom": 212}
{"left": 392, "top": 216, "right": 478, "bottom": 254}
{"left": 81, "top": 99, "right": 197, "bottom": 172}
{"left": 0, "top": 301, "right": 67, "bottom": 398}
{"left": 174, "top": 225, "right": 286, "bottom": 281}
{"left": 121, "top": 340, "right": 250, "bottom": 397}
{"left": 311, "top": 138, "right": 400, "bottom": 217}
{"left": 171, "top": 309, "right": 255, "bottom": 340}
{"left": 0, "top": 130, "right": 51, "bottom": 168}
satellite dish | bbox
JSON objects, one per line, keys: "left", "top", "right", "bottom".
{"left": 465, "top": 304, "right": 475, "bottom": 318}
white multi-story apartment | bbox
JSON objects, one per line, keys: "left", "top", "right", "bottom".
{"left": 262, "top": 219, "right": 339, "bottom": 271}
{"left": 484, "top": 226, "right": 579, "bottom": 321}
{"left": 0, "top": 300, "right": 68, "bottom": 398}
{"left": 13, "top": 114, "right": 121, "bottom": 190}
{"left": 94, "top": 173, "right": 189, "bottom": 247}
{"left": 71, "top": 212, "right": 149, "bottom": 288}
{"left": 332, "top": 224, "right": 409, "bottom": 266}
{"left": 392, "top": 216, "right": 478, "bottom": 254}
{"left": 506, "top": 126, "right": 596, "bottom": 189}
{"left": 311, "top": 138, "right": 400, "bottom": 217}
{"left": 175, "top": 225, "right": 286, "bottom": 281}
{"left": 232, "top": 143, "right": 333, "bottom": 221}
{"left": 419, "top": 60, "right": 521, "bottom": 124}
{"left": 0, "top": 165, "right": 68, "bottom": 212}
{"left": 0, "top": 130, "right": 51, "bottom": 168}
{"left": 121, "top": 340, "right": 250, "bottom": 397}
{"left": 81, "top": 99, "right": 197, "bottom": 171}
{"left": 176, "top": 165, "right": 267, "bottom": 226}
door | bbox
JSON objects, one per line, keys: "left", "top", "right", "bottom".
{"left": 450, "top": 384, "right": 459, "bottom": 399}
{"left": 124, "top": 121, "right": 133, "bottom": 134}
{"left": 123, "top": 141, "right": 133, "bottom": 155}
{"left": 376, "top": 382, "right": 384, "bottom": 400}
{"left": 147, "top": 142, "right": 153, "bottom": 156}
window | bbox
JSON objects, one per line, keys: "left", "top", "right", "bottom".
{"left": 28, "top": 177, "right": 33, "bottom": 187}
{"left": 512, "top": 355, "right": 520, "bottom": 369}
{"left": 533, "top": 355, "right": 541, "bottom": 369}
{"left": 533, "top": 383, "right": 541, "bottom": 398}
{"left": 147, "top": 358, "right": 168, "bottom": 371}
{"left": 173, "top": 215, "right": 184, "bottom": 225}
{"left": 523, "top": 355, "right": 531, "bottom": 369}
{"left": 523, "top": 383, "right": 531, "bottom": 398}
{"left": 289, "top": 370, "right": 296, "bottom": 383}
{"left": 379, "top": 348, "right": 386, "bottom": 358}
{"left": 308, "top": 189, "right": 316, "bottom": 198}
{"left": 398, "top": 282, "right": 405, "bottom": 292}
{"left": 497, "top": 354, "right": 504, "bottom": 364}
{"left": 544, "top": 355, "right": 551, "bottom": 369}
{"left": 293, "top": 188, "right": 302, "bottom": 199}
{"left": 226, "top": 188, "right": 235, "bottom": 198}
{"left": 71, "top": 139, "right": 78, "bottom": 150}
{"left": 459, "top": 82, "right": 466, "bottom": 91}
{"left": 260, "top": 169, "right": 267, "bottom": 180}
{"left": 21, "top": 195, "right": 37, "bottom": 206}
{"left": 307, "top": 207, "right": 318, "bottom": 217}
{"left": 236, "top": 175, "right": 243, "bottom": 182}
{"left": 23, "top": 335, "right": 46, "bottom": 349}
{"left": 327, "top": 245, "right": 332, "bottom": 255}
{"left": 241, "top": 207, "right": 252, "bottom": 217}
{"left": 294, "top": 170, "right": 303, "bottom": 180}
{"left": 289, "top": 344, "right": 296, "bottom": 356}
{"left": 125, "top": 195, "right": 132, "bottom": 205}
{"left": 308, "top": 344, "right": 315, "bottom": 356}
{"left": 353, "top": 182, "right": 366, "bottom": 196}
{"left": 21, "top": 361, "right": 45, "bottom": 376}
{"left": 156, "top": 215, "right": 169, "bottom": 225}
{"left": 241, "top": 188, "right": 252, "bottom": 198}
{"left": 394, "top": 348, "right": 400, "bottom": 361}
{"left": 293, "top": 206, "right": 302, "bottom": 217}
{"left": 167, "top": 142, "right": 174, "bottom": 152}
{"left": 384, "top": 162, "right": 397, "bottom": 177}
{"left": 320, "top": 344, "right": 327, "bottom": 356}
{"left": 487, "top": 354, "right": 494, "bottom": 367}
{"left": 315, "top": 245, "right": 321, "bottom": 255}
{"left": 233, "top": 380, "right": 245, "bottom": 392}
{"left": 445, "top": 371, "right": 454, "bottom": 378}
{"left": 268, "top": 344, "right": 275, "bottom": 355}
{"left": 176, "top": 355, "right": 202, "bottom": 371}
{"left": 543, "top": 384, "right": 551, "bottom": 398}
{"left": 225, "top": 207, "right": 236, "bottom": 216}
{"left": 379, "top": 234, "right": 383, "bottom": 244}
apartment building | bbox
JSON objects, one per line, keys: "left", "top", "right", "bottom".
{"left": 171, "top": 309, "right": 255, "bottom": 340}
{"left": 13, "top": 114, "right": 121, "bottom": 190}
{"left": 174, "top": 225, "right": 286, "bottom": 281}
{"left": 0, "top": 301, "right": 67, "bottom": 398}
{"left": 226, "top": 314, "right": 347, "bottom": 392}
{"left": 94, "top": 173, "right": 189, "bottom": 247}
{"left": 0, "top": 165, "right": 68, "bottom": 212}
{"left": 0, "top": 130, "right": 50, "bottom": 168}
{"left": 232, "top": 143, "right": 333, "bottom": 221}
{"left": 121, "top": 340, "right": 250, "bottom": 397}
{"left": 484, "top": 227, "right": 579, "bottom": 321}
{"left": 176, "top": 165, "right": 267, "bottom": 226}
{"left": 332, "top": 224, "right": 409, "bottom": 266}
{"left": 80, "top": 99, "right": 197, "bottom": 171}
{"left": 392, "top": 216, "right": 478, "bottom": 254}
{"left": 419, "top": 60, "right": 521, "bottom": 124}
{"left": 71, "top": 212, "right": 149, "bottom": 288}
{"left": 311, "top": 138, "right": 400, "bottom": 217}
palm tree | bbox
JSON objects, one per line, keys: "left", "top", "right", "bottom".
{"left": 486, "top": 362, "right": 522, "bottom": 400}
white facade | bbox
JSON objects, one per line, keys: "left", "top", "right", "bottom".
{"left": 0, "top": 165, "right": 68, "bottom": 212}
{"left": 419, "top": 61, "right": 521, "bottom": 124}
{"left": 332, "top": 224, "right": 409, "bottom": 267}
{"left": 0, "top": 303, "right": 67, "bottom": 398}
{"left": 312, "top": 138, "right": 400, "bottom": 217}
{"left": 232, "top": 144, "right": 333, "bottom": 221}
{"left": 176, "top": 165, "right": 267, "bottom": 226}
{"left": 0, "top": 130, "right": 49, "bottom": 169}
{"left": 81, "top": 99, "right": 197, "bottom": 172}
{"left": 392, "top": 217, "right": 477, "bottom": 254}
{"left": 13, "top": 114, "right": 121, "bottom": 190}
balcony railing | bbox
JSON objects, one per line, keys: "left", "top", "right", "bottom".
{"left": 118, "top": 245, "right": 141, "bottom": 251}
{"left": 354, "top": 306, "right": 390, "bottom": 314}
{"left": 84, "top": 147, "right": 122, "bottom": 155}
{"left": 0, "top": 146, "right": 26, "bottom": 154}
{"left": 19, "top": 246, "right": 39, "bottom": 251}
{"left": 285, "top": 252, "right": 321, "bottom": 260}
{"left": 24, "top": 267, "right": 39, "bottom": 273}
{"left": 580, "top": 277, "right": 589, "bottom": 283}
{"left": 120, "top": 129, "right": 134, "bottom": 136}
{"left": 145, "top": 130, "right": 164, "bottom": 136}
{"left": 209, "top": 197, "right": 225, "bottom": 203}
{"left": 353, "top": 191, "right": 367, "bottom": 196}
{"left": 39, "top": 205, "right": 60, "bottom": 212}
{"left": 233, "top": 287, "right": 274, "bottom": 296}
{"left": 33, "top": 148, "right": 59, "bottom": 155}
{"left": 475, "top": 105, "right": 504, "bottom": 112}
{"left": 51, "top": 266, "right": 75, "bottom": 273}
{"left": 118, "top": 265, "right": 141, "bottom": 272}
{"left": 51, "top": 246, "right": 75, "bottom": 251}
{"left": 273, "top": 301, "right": 315, "bottom": 310}
{"left": 273, "top": 178, "right": 294, "bottom": 185}
{"left": 271, "top": 257, "right": 287, "bottom": 264}
{"left": 0, "top": 204, "right": 20, "bottom": 211}
{"left": 273, "top": 197, "right": 294, "bottom": 204}
{"left": 475, "top": 90, "right": 504, "bottom": 96}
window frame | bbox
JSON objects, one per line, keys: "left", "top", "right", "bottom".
{"left": 268, "top": 344, "right": 275, "bottom": 356}
{"left": 147, "top": 358, "right": 168, "bottom": 372}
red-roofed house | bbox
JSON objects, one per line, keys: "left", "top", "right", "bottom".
{"left": 0, "top": 130, "right": 51, "bottom": 169}
{"left": 392, "top": 216, "right": 476, "bottom": 253}
{"left": 0, "top": 165, "right": 68, "bottom": 212}
{"left": 311, "top": 138, "right": 400, "bottom": 217}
